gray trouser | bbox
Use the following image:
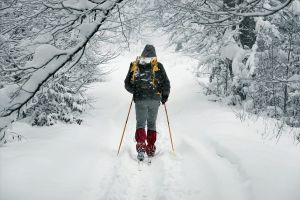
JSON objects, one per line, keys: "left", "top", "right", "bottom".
{"left": 135, "top": 100, "right": 160, "bottom": 131}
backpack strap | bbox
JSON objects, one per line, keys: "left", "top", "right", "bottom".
{"left": 150, "top": 57, "right": 160, "bottom": 86}
{"left": 130, "top": 56, "right": 140, "bottom": 81}
{"left": 150, "top": 57, "right": 161, "bottom": 96}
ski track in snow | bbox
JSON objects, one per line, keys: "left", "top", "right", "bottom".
{"left": 99, "top": 148, "right": 165, "bottom": 200}
{"left": 180, "top": 137, "right": 252, "bottom": 200}
{"left": 1, "top": 33, "right": 300, "bottom": 200}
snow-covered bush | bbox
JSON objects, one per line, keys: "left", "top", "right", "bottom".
{"left": 24, "top": 82, "right": 86, "bottom": 126}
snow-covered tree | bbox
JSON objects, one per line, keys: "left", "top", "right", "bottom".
{"left": 251, "top": 8, "right": 300, "bottom": 127}
{"left": 0, "top": 0, "right": 128, "bottom": 143}
{"left": 153, "top": 0, "right": 300, "bottom": 135}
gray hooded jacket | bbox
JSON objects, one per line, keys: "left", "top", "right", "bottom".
{"left": 124, "top": 45, "right": 170, "bottom": 102}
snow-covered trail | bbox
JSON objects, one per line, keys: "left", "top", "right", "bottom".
{"left": 1, "top": 34, "right": 300, "bottom": 200}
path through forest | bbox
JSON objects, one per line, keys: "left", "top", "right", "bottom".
{"left": 1, "top": 34, "right": 300, "bottom": 200}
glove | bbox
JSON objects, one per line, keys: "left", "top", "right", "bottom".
{"left": 161, "top": 95, "right": 168, "bottom": 104}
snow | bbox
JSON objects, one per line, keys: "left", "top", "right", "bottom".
{"left": 12, "top": 55, "right": 68, "bottom": 106}
{"left": 220, "top": 42, "right": 242, "bottom": 61}
{"left": 289, "top": 74, "right": 300, "bottom": 89}
{"left": 63, "top": 0, "right": 97, "bottom": 10}
{"left": 24, "top": 44, "right": 65, "bottom": 69}
{"left": 0, "top": 84, "right": 18, "bottom": 134}
{"left": 291, "top": 0, "right": 300, "bottom": 15}
{"left": 255, "top": 18, "right": 280, "bottom": 38}
{"left": 1, "top": 33, "right": 300, "bottom": 200}
{"left": 78, "top": 23, "right": 98, "bottom": 39}
{"left": 219, "top": 29, "right": 253, "bottom": 78}
{"left": 33, "top": 33, "right": 54, "bottom": 44}
{"left": 288, "top": 74, "right": 300, "bottom": 82}
{"left": 0, "top": 85, "right": 19, "bottom": 109}
{"left": 245, "top": 43, "right": 257, "bottom": 76}
{"left": 220, "top": 42, "right": 252, "bottom": 78}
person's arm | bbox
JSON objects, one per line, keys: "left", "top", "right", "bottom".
{"left": 158, "top": 63, "right": 170, "bottom": 103}
{"left": 124, "top": 63, "right": 134, "bottom": 94}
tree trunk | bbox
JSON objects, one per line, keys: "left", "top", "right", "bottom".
{"left": 283, "top": 34, "right": 292, "bottom": 114}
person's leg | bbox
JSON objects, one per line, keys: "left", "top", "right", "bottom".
{"left": 147, "top": 100, "right": 160, "bottom": 131}
{"left": 146, "top": 100, "right": 160, "bottom": 156}
{"left": 135, "top": 101, "right": 148, "bottom": 152}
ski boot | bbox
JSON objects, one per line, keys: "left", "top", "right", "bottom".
{"left": 137, "top": 151, "right": 145, "bottom": 162}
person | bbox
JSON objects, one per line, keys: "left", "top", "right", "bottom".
{"left": 124, "top": 44, "right": 170, "bottom": 161}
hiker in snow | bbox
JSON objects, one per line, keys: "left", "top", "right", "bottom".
{"left": 124, "top": 44, "right": 170, "bottom": 161}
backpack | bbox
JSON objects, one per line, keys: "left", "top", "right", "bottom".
{"left": 130, "top": 56, "right": 161, "bottom": 95}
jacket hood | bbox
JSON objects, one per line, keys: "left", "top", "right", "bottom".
{"left": 141, "top": 44, "right": 156, "bottom": 57}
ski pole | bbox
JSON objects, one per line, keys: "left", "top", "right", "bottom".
{"left": 117, "top": 98, "right": 133, "bottom": 156}
{"left": 164, "top": 104, "right": 175, "bottom": 153}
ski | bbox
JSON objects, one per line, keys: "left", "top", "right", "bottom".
{"left": 137, "top": 160, "right": 143, "bottom": 171}
{"left": 147, "top": 157, "right": 152, "bottom": 165}
{"left": 135, "top": 151, "right": 162, "bottom": 168}
{"left": 137, "top": 151, "right": 145, "bottom": 171}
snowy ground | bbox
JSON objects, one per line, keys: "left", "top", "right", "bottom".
{"left": 1, "top": 34, "right": 300, "bottom": 200}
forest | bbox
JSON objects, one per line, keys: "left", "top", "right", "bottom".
{"left": 1, "top": 1, "right": 300, "bottom": 200}
{"left": 1, "top": 0, "right": 299, "bottom": 144}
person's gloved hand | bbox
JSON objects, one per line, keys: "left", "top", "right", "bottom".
{"left": 161, "top": 95, "right": 168, "bottom": 104}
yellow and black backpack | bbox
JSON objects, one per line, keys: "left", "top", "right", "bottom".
{"left": 130, "top": 56, "right": 161, "bottom": 96}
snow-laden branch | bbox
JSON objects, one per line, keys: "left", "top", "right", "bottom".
{"left": 198, "top": 0, "right": 294, "bottom": 17}
{"left": 163, "top": 0, "right": 295, "bottom": 25}
{"left": 44, "top": 0, "right": 115, "bottom": 12}
{"left": 226, "top": 0, "right": 294, "bottom": 17}
{"left": 62, "top": 0, "right": 98, "bottom": 11}
{"left": 0, "top": 0, "right": 124, "bottom": 121}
